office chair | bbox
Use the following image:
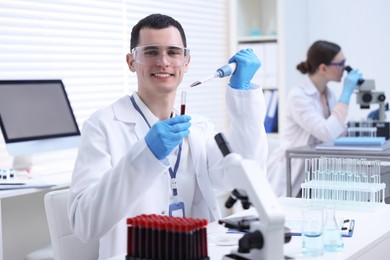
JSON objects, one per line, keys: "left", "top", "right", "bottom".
{"left": 44, "top": 189, "right": 99, "bottom": 260}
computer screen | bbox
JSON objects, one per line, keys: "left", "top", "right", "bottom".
{"left": 0, "top": 80, "right": 80, "bottom": 157}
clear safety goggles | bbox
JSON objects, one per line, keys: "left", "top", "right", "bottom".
{"left": 131, "top": 45, "right": 190, "bottom": 66}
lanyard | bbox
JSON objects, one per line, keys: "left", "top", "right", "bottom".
{"left": 130, "top": 95, "right": 182, "bottom": 196}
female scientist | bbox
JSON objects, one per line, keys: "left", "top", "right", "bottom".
{"left": 267, "top": 40, "right": 362, "bottom": 197}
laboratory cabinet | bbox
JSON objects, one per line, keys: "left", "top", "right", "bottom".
{"left": 234, "top": 0, "right": 277, "bottom": 40}
{"left": 230, "top": 0, "right": 279, "bottom": 133}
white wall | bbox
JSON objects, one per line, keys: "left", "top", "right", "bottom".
{"left": 279, "top": 0, "right": 390, "bottom": 131}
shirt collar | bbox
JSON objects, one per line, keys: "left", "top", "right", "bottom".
{"left": 302, "top": 76, "right": 329, "bottom": 97}
{"left": 131, "top": 92, "right": 160, "bottom": 126}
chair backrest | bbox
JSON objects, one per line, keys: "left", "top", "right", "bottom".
{"left": 44, "top": 189, "right": 99, "bottom": 260}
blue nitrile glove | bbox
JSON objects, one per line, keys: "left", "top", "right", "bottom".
{"left": 339, "top": 69, "right": 363, "bottom": 104}
{"left": 228, "top": 48, "right": 261, "bottom": 90}
{"left": 145, "top": 115, "right": 191, "bottom": 160}
{"left": 368, "top": 109, "right": 380, "bottom": 120}
{"left": 368, "top": 104, "right": 389, "bottom": 120}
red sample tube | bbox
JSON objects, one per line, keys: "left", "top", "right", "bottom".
{"left": 126, "top": 214, "right": 209, "bottom": 260}
{"left": 126, "top": 218, "right": 134, "bottom": 257}
{"left": 202, "top": 219, "right": 208, "bottom": 258}
{"left": 180, "top": 91, "right": 186, "bottom": 115}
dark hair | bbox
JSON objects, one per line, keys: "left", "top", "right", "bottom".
{"left": 296, "top": 40, "right": 341, "bottom": 75}
{"left": 130, "top": 14, "right": 187, "bottom": 51}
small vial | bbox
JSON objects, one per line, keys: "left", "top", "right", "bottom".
{"left": 2, "top": 169, "right": 7, "bottom": 180}
{"left": 9, "top": 168, "right": 14, "bottom": 178}
{"left": 180, "top": 91, "right": 186, "bottom": 115}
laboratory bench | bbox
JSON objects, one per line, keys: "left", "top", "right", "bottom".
{"left": 285, "top": 146, "right": 390, "bottom": 197}
{"left": 108, "top": 197, "right": 390, "bottom": 260}
{"left": 4, "top": 169, "right": 390, "bottom": 260}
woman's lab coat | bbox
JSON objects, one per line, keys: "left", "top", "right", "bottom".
{"left": 267, "top": 77, "right": 346, "bottom": 197}
{"left": 68, "top": 86, "right": 267, "bottom": 259}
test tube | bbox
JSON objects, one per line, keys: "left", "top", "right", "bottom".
{"left": 303, "top": 159, "right": 310, "bottom": 199}
{"left": 304, "top": 159, "right": 311, "bottom": 182}
{"left": 180, "top": 91, "right": 186, "bottom": 115}
{"left": 312, "top": 158, "right": 319, "bottom": 199}
{"left": 333, "top": 158, "right": 341, "bottom": 202}
{"left": 373, "top": 160, "right": 381, "bottom": 184}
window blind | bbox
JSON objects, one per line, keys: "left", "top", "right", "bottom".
{"left": 0, "top": 0, "right": 230, "bottom": 171}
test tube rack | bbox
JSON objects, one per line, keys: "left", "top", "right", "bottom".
{"left": 126, "top": 214, "right": 209, "bottom": 260}
{"left": 301, "top": 157, "right": 386, "bottom": 210}
{"left": 347, "top": 126, "right": 377, "bottom": 137}
{"left": 347, "top": 119, "right": 378, "bottom": 138}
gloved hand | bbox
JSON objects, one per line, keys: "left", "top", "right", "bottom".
{"left": 339, "top": 69, "right": 363, "bottom": 104}
{"left": 228, "top": 48, "right": 261, "bottom": 90}
{"left": 145, "top": 115, "right": 191, "bottom": 160}
{"left": 368, "top": 109, "right": 380, "bottom": 120}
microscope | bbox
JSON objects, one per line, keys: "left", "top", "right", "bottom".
{"left": 345, "top": 66, "right": 389, "bottom": 139}
{"left": 345, "top": 66, "right": 386, "bottom": 121}
{"left": 214, "top": 133, "right": 288, "bottom": 260}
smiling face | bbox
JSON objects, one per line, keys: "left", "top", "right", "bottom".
{"left": 127, "top": 26, "right": 190, "bottom": 98}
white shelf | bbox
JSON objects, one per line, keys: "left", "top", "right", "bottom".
{"left": 238, "top": 35, "right": 277, "bottom": 43}
{"left": 232, "top": 0, "right": 279, "bottom": 134}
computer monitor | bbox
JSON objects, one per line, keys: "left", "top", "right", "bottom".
{"left": 0, "top": 79, "right": 80, "bottom": 169}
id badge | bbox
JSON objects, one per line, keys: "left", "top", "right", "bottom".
{"left": 169, "top": 201, "right": 185, "bottom": 217}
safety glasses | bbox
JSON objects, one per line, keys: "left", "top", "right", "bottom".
{"left": 325, "top": 59, "right": 346, "bottom": 69}
{"left": 131, "top": 45, "right": 190, "bottom": 66}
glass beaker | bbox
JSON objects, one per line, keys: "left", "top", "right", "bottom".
{"left": 302, "top": 204, "right": 324, "bottom": 256}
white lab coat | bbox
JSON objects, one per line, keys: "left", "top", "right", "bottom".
{"left": 267, "top": 77, "right": 346, "bottom": 197}
{"left": 68, "top": 85, "right": 267, "bottom": 259}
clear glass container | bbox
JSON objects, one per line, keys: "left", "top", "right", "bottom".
{"left": 323, "top": 205, "right": 344, "bottom": 252}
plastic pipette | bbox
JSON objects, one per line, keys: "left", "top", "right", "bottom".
{"left": 190, "top": 62, "right": 237, "bottom": 87}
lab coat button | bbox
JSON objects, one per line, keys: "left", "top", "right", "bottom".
{"left": 161, "top": 210, "right": 165, "bottom": 215}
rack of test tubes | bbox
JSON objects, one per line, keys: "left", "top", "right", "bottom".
{"left": 0, "top": 168, "right": 15, "bottom": 180}
{"left": 301, "top": 157, "right": 386, "bottom": 210}
{"left": 347, "top": 119, "right": 377, "bottom": 137}
{"left": 126, "top": 214, "right": 209, "bottom": 260}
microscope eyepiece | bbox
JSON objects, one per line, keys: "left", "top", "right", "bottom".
{"left": 344, "top": 65, "right": 353, "bottom": 73}
{"left": 214, "top": 133, "right": 231, "bottom": 157}
{"left": 344, "top": 65, "right": 365, "bottom": 85}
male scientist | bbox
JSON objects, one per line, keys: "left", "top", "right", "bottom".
{"left": 68, "top": 13, "right": 268, "bottom": 259}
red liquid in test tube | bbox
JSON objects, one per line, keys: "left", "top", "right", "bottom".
{"left": 202, "top": 219, "right": 208, "bottom": 257}
{"left": 126, "top": 214, "right": 209, "bottom": 260}
{"left": 126, "top": 218, "right": 133, "bottom": 256}
{"left": 132, "top": 218, "right": 139, "bottom": 258}
{"left": 180, "top": 91, "right": 186, "bottom": 115}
